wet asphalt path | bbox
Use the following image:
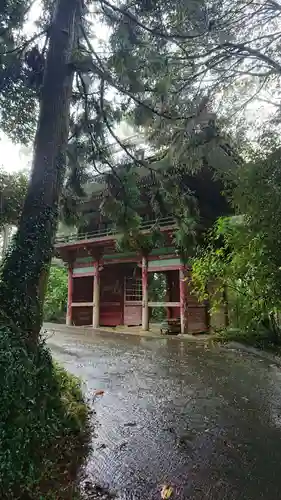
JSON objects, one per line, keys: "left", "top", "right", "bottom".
{"left": 46, "top": 326, "right": 281, "bottom": 499}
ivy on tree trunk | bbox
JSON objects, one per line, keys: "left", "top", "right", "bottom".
{"left": 0, "top": 0, "right": 80, "bottom": 343}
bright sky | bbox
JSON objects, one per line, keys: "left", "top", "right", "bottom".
{"left": 0, "top": 137, "right": 31, "bottom": 172}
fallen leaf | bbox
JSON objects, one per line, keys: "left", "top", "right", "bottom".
{"left": 161, "top": 485, "right": 174, "bottom": 499}
{"left": 94, "top": 390, "right": 105, "bottom": 397}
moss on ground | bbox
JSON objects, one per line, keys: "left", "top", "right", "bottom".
{"left": 0, "top": 325, "right": 90, "bottom": 499}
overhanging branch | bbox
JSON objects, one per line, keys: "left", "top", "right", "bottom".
{"left": 224, "top": 42, "right": 281, "bottom": 74}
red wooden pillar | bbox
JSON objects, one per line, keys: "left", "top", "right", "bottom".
{"left": 66, "top": 265, "right": 73, "bottom": 326}
{"left": 179, "top": 265, "right": 187, "bottom": 334}
{"left": 92, "top": 261, "right": 100, "bottom": 328}
{"left": 142, "top": 255, "right": 149, "bottom": 331}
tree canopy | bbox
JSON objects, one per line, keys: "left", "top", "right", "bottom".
{"left": 102, "top": 0, "right": 281, "bottom": 138}
{"left": 0, "top": 1, "right": 39, "bottom": 142}
{"left": 2, "top": 0, "right": 281, "bottom": 153}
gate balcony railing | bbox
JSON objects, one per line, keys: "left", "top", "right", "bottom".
{"left": 55, "top": 217, "right": 176, "bottom": 245}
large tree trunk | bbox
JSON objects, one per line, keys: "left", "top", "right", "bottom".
{"left": 0, "top": 0, "right": 79, "bottom": 342}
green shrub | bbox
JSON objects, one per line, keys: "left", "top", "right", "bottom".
{"left": 215, "top": 326, "right": 281, "bottom": 351}
{"left": 0, "top": 326, "right": 89, "bottom": 499}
